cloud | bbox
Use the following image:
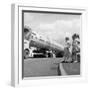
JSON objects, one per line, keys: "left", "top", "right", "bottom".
{"left": 24, "top": 13, "right": 80, "bottom": 45}
{"left": 24, "top": 18, "right": 80, "bottom": 45}
{"left": 37, "top": 19, "right": 80, "bottom": 32}
{"left": 38, "top": 20, "right": 73, "bottom": 31}
{"left": 24, "top": 13, "right": 34, "bottom": 26}
{"left": 35, "top": 19, "right": 80, "bottom": 43}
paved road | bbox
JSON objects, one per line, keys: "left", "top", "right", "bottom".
{"left": 60, "top": 63, "right": 80, "bottom": 75}
{"left": 23, "top": 58, "right": 80, "bottom": 77}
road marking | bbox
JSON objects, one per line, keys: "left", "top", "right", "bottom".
{"left": 59, "top": 63, "right": 67, "bottom": 75}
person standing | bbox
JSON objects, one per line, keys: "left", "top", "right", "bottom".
{"left": 63, "top": 37, "right": 72, "bottom": 63}
{"left": 72, "top": 34, "right": 80, "bottom": 62}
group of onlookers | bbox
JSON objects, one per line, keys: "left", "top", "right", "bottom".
{"left": 63, "top": 33, "right": 80, "bottom": 63}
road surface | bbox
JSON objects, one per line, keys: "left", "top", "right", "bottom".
{"left": 23, "top": 58, "right": 80, "bottom": 77}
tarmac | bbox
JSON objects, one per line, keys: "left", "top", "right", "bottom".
{"left": 23, "top": 58, "right": 80, "bottom": 77}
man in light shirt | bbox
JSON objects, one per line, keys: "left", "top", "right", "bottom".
{"left": 63, "top": 37, "right": 72, "bottom": 63}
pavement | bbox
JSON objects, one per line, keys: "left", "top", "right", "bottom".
{"left": 23, "top": 58, "right": 80, "bottom": 77}
{"left": 59, "top": 63, "right": 80, "bottom": 75}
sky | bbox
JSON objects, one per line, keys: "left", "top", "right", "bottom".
{"left": 24, "top": 12, "right": 81, "bottom": 45}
